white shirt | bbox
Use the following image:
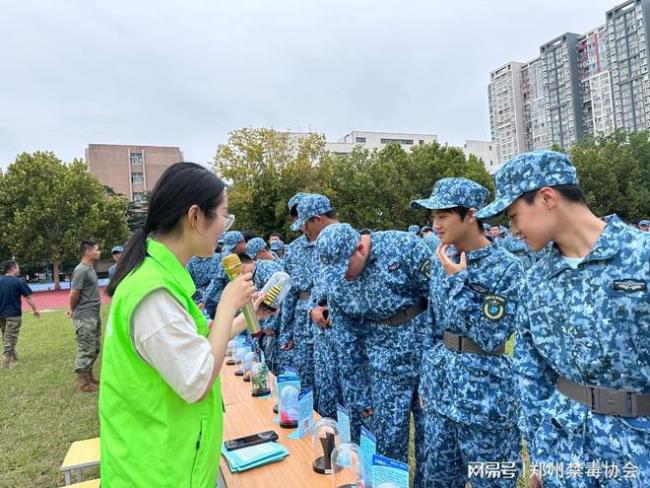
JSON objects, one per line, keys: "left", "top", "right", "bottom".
{"left": 132, "top": 289, "right": 214, "bottom": 403}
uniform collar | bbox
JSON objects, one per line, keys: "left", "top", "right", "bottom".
{"left": 464, "top": 242, "right": 494, "bottom": 262}
{"left": 542, "top": 214, "right": 623, "bottom": 278}
{"left": 146, "top": 238, "right": 196, "bottom": 296}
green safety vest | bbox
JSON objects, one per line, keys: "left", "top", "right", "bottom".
{"left": 99, "top": 238, "right": 222, "bottom": 487}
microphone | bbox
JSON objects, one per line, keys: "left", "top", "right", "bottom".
{"left": 222, "top": 254, "right": 261, "bottom": 335}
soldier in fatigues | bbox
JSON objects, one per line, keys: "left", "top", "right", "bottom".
{"left": 277, "top": 193, "right": 309, "bottom": 374}
{"left": 477, "top": 150, "right": 650, "bottom": 488}
{"left": 290, "top": 194, "right": 342, "bottom": 416}
{"left": 411, "top": 178, "right": 524, "bottom": 487}
{"left": 316, "top": 223, "right": 431, "bottom": 486}
{"left": 202, "top": 231, "right": 246, "bottom": 319}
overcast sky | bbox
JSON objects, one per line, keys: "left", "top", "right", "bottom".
{"left": 0, "top": 0, "right": 619, "bottom": 167}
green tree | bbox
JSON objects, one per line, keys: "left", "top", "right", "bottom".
{"left": 127, "top": 192, "right": 150, "bottom": 232}
{"left": 0, "top": 151, "right": 129, "bottom": 289}
{"left": 571, "top": 131, "right": 650, "bottom": 222}
{"left": 213, "top": 128, "right": 331, "bottom": 237}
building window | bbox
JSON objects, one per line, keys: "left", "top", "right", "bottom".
{"left": 419, "top": 140, "right": 425, "bottom": 144}
{"left": 355, "top": 137, "right": 367, "bottom": 143}
{"left": 133, "top": 192, "right": 145, "bottom": 202}
{"left": 380, "top": 138, "right": 414, "bottom": 145}
{"left": 132, "top": 173, "right": 144, "bottom": 185}
{"left": 130, "top": 152, "right": 143, "bottom": 165}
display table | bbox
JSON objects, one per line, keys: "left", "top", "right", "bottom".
{"left": 218, "top": 361, "right": 331, "bottom": 488}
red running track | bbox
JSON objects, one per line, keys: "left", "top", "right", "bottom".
{"left": 22, "top": 288, "right": 111, "bottom": 312}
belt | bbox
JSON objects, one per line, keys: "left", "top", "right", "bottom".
{"left": 443, "top": 331, "right": 505, "bottom": 356}
{"left": 556, "top": 376, "right": 650, "bottom": 417}
{"left": 298, "top": 290, "right": 311, "bottom": 300}
{"left": 380, "top": 300, "right": 427, "bottom": 326}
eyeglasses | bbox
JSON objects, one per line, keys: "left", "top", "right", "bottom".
{"left": 223, "top": 213, "right": 235, "bottom": 232}
{"left": 209, "top": 211, "right": 235, "bottom": 232}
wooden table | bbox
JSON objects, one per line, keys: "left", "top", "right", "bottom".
{"left": 218, "top": 361, "right": 330, "bottom": 488}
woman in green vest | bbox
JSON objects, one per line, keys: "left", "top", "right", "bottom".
{"left": 100, "top": 162, "right": 263, "bottom": 487}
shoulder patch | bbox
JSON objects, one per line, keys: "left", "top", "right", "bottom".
{"left": 612, "top": 279, "right": 647, "bottom": 293}
{"left": 482, "top": 294, "right": 506, "bottom": 321}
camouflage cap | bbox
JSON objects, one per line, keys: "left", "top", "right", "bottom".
{"left": 639, "top": 220, "right": 650, "bottom": 227}
{"left": 290, "top": 194, "right": 333, "bottom": 231}
{"left": 246, "top": 237, "right": 267, "bottom": 258}
{"left": 315, "top": 223, "right": 360, "bottom": 284}
{"left": 111, "top": 245, "right": 124, "bottom": 254}
{"left": 476, "top": 150, "right": 578, "bottom": 219}
{"left": 221, "top": 231, "right": 245, "bottom": 254}
{"left": 287, "top": 192, "right": 308, "bottom": 212}
{"left": 411, "top": 177, "right": 489, "bottom": 211}
{"left": 408, "top": 225, "right": 420, "bottom": 234}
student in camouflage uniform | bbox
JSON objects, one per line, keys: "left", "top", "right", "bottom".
{"left": 477, "top": 150, "right": 650, "bottom": 488}
{"left": 202, "top": 230, "right": 245, "bottom": 319}
{"left": 316, "top": 223, "right": 431, "bottom": 486}
{"left": 289, "top": 194, "right": 341, "bottom": 412}
{"left": 412, "top": 177, "right": 525, "bottom": 487}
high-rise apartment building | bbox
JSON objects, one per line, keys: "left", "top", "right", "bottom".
{"left": 488, "top": 0, "right": 650, "bottom": 162}
{"left": 488, "top": 62, "right": 526, "bottom": 163}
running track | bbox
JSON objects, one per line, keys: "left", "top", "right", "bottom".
{"left": 22, "top": 288, "right": 111, "bottom": 312}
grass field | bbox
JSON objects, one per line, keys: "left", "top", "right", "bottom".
{"left": 0, "top": 307, "right": 107, "bottom": 488}
{"left": 1, "top": 307, "right": 530, "bottom": 487}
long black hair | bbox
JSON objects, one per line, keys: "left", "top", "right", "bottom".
{"left": 106, "top": 162, "right": 226, "bottom": 297}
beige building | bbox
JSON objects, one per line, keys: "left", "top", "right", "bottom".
{"left": 85, "top": 144, "right": 183, "bottom": 201}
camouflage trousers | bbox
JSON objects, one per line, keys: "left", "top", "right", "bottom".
{"left": 291, "top": 299, "right": 315, "bottom": 391}
{"left": 313, "top": 325, "right": 341, "bottom": 419}
{"left": 422, "top": 411, "right": 521, "bottom": 488}
{"left": 0, "top": 316, "right": 22, "bottom": 359}
{"left": 530, "top": 410, "right": 650, "bottom": 488}
{"left": 72, "top": 315, "right": 101, "bottom": 374}
{"left": 364, "top": 320, "right": 427, "bottom": 488}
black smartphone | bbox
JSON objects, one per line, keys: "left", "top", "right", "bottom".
{"left": 224, "top": 430, "right": 279, "bottom": 451}
{"left": 323, "top": 309, "right": 329, "bottom": 320}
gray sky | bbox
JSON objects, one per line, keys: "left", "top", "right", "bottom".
{"left": 0, "top": 0, "right": 618, "bottom": 167}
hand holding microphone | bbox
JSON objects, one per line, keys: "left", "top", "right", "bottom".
{"left": 222, "top": 254, "right": 261, "bottom": 335}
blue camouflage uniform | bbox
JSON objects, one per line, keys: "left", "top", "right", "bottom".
{"left": 203, "top": 231, "right": 245, "bottom": 318}
{"left": 316, "top": 223, "right": 431, "bottom": 486}
{"left": 477, "top": 150, "right": 650, "bottom": 488}
{"left": 276, "top": 192, "right": 316, "bottom": 381}
{"left": 412, "top": 177, "right": 525, "bottom": 488}
{"left": 187, "top": 256, "right": 216, "bottom": 304}
{"left": 277, "top": 234, "right": 307, "bottom": 373}
{"left": 252, "top": 258, "right": 285, "bottom": 371}
{"left": 246, "top": 237, "right": 268, "bottom": 259}
{"left": 291, "top": 194, "right": 341, "bottom": 415}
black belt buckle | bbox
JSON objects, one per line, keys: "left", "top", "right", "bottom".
{"left": 590, "top": 386, "right": 636, "bottom": 417}
{"left": 444, "top": 332, "right": 463, "bottom": 352}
